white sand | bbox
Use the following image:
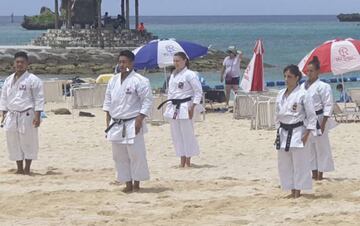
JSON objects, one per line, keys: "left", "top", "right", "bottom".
{"left": 0, "top": 103, "right": 359, "bottom": 226}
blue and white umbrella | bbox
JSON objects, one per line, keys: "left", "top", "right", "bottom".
{"left": 133, "top": 39, "right": 208, "bottom": 70}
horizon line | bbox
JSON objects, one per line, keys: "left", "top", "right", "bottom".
{"left": 0, "top": 14, "right": 340, "bottom": 17}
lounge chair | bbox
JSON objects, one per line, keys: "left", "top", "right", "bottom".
{"left": 332, "top": 102, "right": 360, "bottom": 123}
{"left": 349, "top": 88, "right": 360, "bottom": 111}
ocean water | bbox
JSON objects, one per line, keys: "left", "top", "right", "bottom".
{"left": 0, "top": 15, "right": 360, "bottom": 95}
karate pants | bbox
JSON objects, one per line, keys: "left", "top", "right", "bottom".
{"left": 277, "top": 147, "right": 312, "bottom": 191}
{"left": 169, "top": 119, "right": 200, "bottom": 157}
{"left": 5, "top": 113, "right": 39, "bottom": 161}
{"left": 111, "top": 133, "right": 150, "bottom": 183}
{"left": 309, "top": 132, "right": 335, "bottom": 172}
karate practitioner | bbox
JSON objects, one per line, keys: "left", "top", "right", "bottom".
{"left": 302, "top": 56, "right": 336, "bottom": 181}
{"left": 0, "top": 51, "right": 45, "bottom": 175}
{"left": 275, "top": 65, "right": 317, "bottom": 198}
{"left": 103, "top": 50, "right": 153, "bottom": 193}
{"left": 160, "top": 52, "right": 204, "bottom": 167}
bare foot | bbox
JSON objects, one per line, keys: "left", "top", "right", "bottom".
{"left": 24, "top": 170, "right": 31, "bottom": 176}
{"left": 294, "top": 190, "right": 301, "bottom": 198}
{"left": 285, "top": 193, "right": 294, "bottom": 199}
{"left": 312, "top": 170, "right": 318, "bottom": 180}
{"left": 122, "top": 182, "right": 133, "bottom": 193}
{"left": 318, "top": 172, "right": 323, "bottom": 180}
{"left": 185, "top": 157, "right": 191, "bottom": 167}
{"left": 180, "top": 157, "right": 186, "bottom": 168}
{"left": 133, "top": 181, "right": 140, "bottom": 192}
{"left": 15, "top": 170, "right": 24, "bottom": 175}
{"left": 122, "top": 186, "right": 133, "bottom": 193}
{"left": 133, "top": 187, "right": 140, "bottom": 192}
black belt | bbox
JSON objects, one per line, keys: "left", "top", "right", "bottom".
{"left": 105, "top": 117, "right": 137, "bottom": 137}
{"left": 316, "top": 109, "right": 324, "bottom": 115}
{"left": 157, "top": 97, "right": 192, "bottom": 119}
{"left": 275, "top": 121, "right": 304, "bottom": 152}
{"left": 315, "top": 109, "right": 324, "bottom": 129}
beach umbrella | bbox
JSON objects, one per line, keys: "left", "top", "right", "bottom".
{"left": 240, "top": 39, "right": 265, "bottom": 92}
{"left": 298, "top": 38, "right": 360, "bottom": 103}
{"left": 298, "top": 38, "right": 360, "bottom": 75}
{"left": 133, "top": 39, "right": 208, "bottom": 70}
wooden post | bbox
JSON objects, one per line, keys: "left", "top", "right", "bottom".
{"left": 67, "top": 0, "right": 71, "bottom": 28}
{"left": 121, "top": 0, "right": 125, "bottom": 17}
{"left": 125, "top": 0, "right": 130, "bottom": 29}
{"left": 54, "top": 0, "right": 59, "bottom": 29}
{"left": 97, "top": 0, "right": 102, "bottom": 29}
{"left": 135, "top": 0, "right": 139, "bottom": 30}
{"left": 97, "top": 0, "right": 104, "bottom": 48}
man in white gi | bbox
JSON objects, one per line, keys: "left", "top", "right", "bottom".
{"left": 159, "top": 52, "right": 204, "bottom": 167}
{"left": 103, "top": 50, "right": 153, "bottom": 193}
{"left": 302, "top": 56, "right": 336, "bottom": 181}
{"left": 0, "top": 51, "right": 45, "bottom": 175}
{"left": 275, "top": 65, "right": 317, "bottom": 198}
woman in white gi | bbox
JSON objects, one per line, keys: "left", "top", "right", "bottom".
{"left": 0, "top": 51, "right": 45, "bottom": 175}
{"left": 162, "top": 52, "right": 203, "bottom": 167}
{"left": 275, "top": 65, "right": 317, "bottom": 198}
{"left": 302, "top": 56, "right": 335, "bottom": 180}
{"left": 103, "top": 50, "right": 153, "bottom": 193}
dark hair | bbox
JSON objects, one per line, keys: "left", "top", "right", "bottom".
{"left": 283, "top": 64, "right": 302, "bottom": 82}
{"left": 174, "top": 52, "right": 189, "bottom": 68}
{"left": 308, "top": 56, "right": 320, "bottom": 70}
{"left": 336, "top": 83, "right": 343, "bottom": 90}
{"left": 119, "top": 50, "right": 135, "bottom": 62}
{"left": 14, "top": 51, "right": 28, "bottom": 61}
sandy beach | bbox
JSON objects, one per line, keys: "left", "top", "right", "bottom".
{"left": 0, "top": 102, "right": 359, "bottom": 225}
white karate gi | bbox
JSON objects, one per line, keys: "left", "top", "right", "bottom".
{"left": 0, "top": 71, "right": 44, "bottom": 161}
{"left": 103, "top": 71, "right": 153, "bottom": 183}
{"left": 275, "top": 85, "right": 317, "bottom": 191}
{"left": 164, "top": 67, "right": 204, "bottom": 157}
{"left": 301, "top": 79, "right": 335, "bottom": 172}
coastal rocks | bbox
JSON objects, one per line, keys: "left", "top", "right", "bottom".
{"left": 337, "top": 13, "right": 360, "bottom": 22}
{"left": 0, "top": 47, "right": 274, "bottom": 76}
{"left": 21, "top": 7, "right": 59, "bottom": 30}
{"left": 32, "top": 29, "right": 156, "bottom": 48}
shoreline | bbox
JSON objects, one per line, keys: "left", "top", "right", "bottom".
{"left": 0, "top": 46, "right": 274, "bottom": 76}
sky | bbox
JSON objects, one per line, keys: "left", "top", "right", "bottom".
{"left": 0, "top": 0, "right": 359, "bottom": 16}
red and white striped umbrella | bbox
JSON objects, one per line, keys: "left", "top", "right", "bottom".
{"left": 298, "top": 38, "right": 360, "bottom": 75}
{"left": 240, "top": 39, "right": 265, "bottom": 92}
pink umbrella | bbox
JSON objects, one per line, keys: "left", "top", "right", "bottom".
{"left": 298, "top": 38, "right": 360, "bottom": 75}
{"left": 240, "top": 39, "right": 265, "bottom": 92}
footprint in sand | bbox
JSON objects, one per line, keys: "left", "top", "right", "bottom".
{"left": 128, "top": 201, "right": 151, "bottom": 204}
{"left": 45, "top": 170, "right": 62, "bottom": 175}
{"left": 183, "top": 204, "right": 202, "bottom": 209}
{"left": 157, "top": 195, "right": 170, "bottom": 199}
{"left": 97, "top": 210, "right": 117, "bottom": 216}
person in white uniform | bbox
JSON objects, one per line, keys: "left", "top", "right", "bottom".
{"left": 0, "top": 51, "right": 45, "bottom": 175}
{"left": 103, "top": 50, "right": 153, "bottom": 193}
{"left": 159, "top": 52, "right": 204, "bottom": 167}
{"left": 275, "top": 65, "right": 317, "bottom": 198}
{"left": 301, "top": 56, "right": 336, "bottom": 181}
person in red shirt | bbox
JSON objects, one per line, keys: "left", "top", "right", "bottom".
{"left": 137, "top": 22, "right": 145, "bottom": 33}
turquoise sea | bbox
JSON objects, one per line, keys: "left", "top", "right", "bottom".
{"left": 1, "top": 15, "right": 360, "bottom": 95}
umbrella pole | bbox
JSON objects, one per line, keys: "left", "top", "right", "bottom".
{"left": 341, "top": 74, "right": 346, "bottom": 108}
{"left": 164, "top": 67, "right": 168, "bottom": 92}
